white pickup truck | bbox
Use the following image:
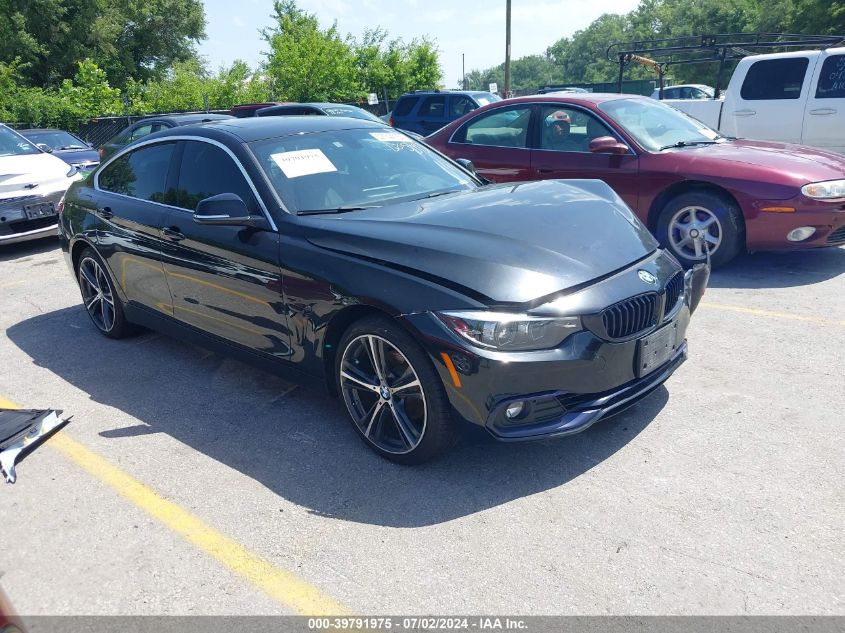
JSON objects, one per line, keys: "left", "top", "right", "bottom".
{"left": 666, "top": 47, "right": 845, "bottom": 153}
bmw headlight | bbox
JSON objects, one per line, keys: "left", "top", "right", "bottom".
{"left": 801, "top": 179, "right": 845, "bottom": 201}
{"left": 437, "top": 311, "right": 582, "bottom": 351}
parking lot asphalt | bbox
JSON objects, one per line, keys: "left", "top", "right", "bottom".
{"left": 1, "top": 237, "right": 843, "bottom": 615}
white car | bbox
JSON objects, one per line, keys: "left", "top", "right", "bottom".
{"left": 1, "top": 123, "right": 82, "bottom": 245}
{"left": 650, "top": 84, "right": 714, "bottom": 100}
{"left": 663, "top": 47, "right": 845, "bottom": 154}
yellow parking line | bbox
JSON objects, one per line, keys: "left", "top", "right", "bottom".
{"left": 0, "top": 395, "right": 350, "bottom": 616}
{"left": 699, "top": 302, "right": 845, "bottom": 327}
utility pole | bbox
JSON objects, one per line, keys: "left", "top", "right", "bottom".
{"left": 504, "top": 0, "right": 511, "bottom": 97}
{"left": 462, "top": 53, "right": 466, "bottom": 90}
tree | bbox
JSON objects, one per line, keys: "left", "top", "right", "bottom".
{"left": 0, "top": 0, "right": 206, "bottom": 88}
{"left": 262, "top": 0, "right": 360, "bottom": 102}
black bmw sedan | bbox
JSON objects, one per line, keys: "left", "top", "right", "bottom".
{"left": 59, "top": 117, "right": 709, "bottom": 463}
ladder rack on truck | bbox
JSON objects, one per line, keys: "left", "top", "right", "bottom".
{"left": 607, "top": 33, "right": 845, "bottom": 98}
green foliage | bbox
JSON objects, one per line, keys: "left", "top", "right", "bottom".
{"left": 128, "top": 59, "right": 271, "bottom": 113}
{"left": 262, "top": 1, "right": 442, "bottom": 102}
{"left": 0, "top": 0, "right": 206, "bottom": 88}
{"left": 262, "top": 0, "right": 360, "bottom": 102}
{"left": 0, "top": 58, "right": 122, "bottom": 128}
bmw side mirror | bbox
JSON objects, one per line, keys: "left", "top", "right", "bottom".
{"left": 589, "top": 136, "right": 630, "bottom": 155}
{"left": 456, "top": 158, "right": 476, "bottom": 174}
{"left": 194, "top": 193, "right": 268, "bottom": 229}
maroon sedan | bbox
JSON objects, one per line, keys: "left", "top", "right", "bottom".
{"left": 426, "top": 94, "right": 845, "bottom": 267}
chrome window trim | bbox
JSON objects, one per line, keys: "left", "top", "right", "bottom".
{"left": 94, "top": 135, "right": 278, "bottom": 232}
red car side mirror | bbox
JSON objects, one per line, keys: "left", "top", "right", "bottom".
{"left": 589, "top": 136, "right": 630, "bottom": 155}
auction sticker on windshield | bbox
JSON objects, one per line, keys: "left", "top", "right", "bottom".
{"left": 370, "top": 131, "right": 413, "bottom": 143}
{"left": 271, "top": 149, "right": 337, "bottom": 178}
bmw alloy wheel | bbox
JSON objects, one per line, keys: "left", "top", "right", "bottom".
{"left": 339, "top": 334, "right": 427, "bottom": 455}
{"left": 78, "top": 256, "right": 116, "bottom": 333}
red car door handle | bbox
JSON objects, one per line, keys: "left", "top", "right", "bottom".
{"left": 538, "top": 168, "right": 554, "bottom": 174}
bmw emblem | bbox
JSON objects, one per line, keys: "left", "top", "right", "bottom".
{"left": 638, "top": 270, "right": 657, "bottom": 284}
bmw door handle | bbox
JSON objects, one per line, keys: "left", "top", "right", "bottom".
{"left": 733, "top": 109, "right": 756, "bottom": 117}
{"left": 162, "top": 226, "right": 185, "bottom": 241}
{"left": 95, "top": 206, "right": 113, "bottom": 219}
{"left": 809, "top": 108, "right": 837, "bottom": 115}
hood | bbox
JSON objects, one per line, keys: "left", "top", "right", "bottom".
{"left": 0, "top": 153, "right": 74, "bottom": 197}
{"left": 300, "top": 180, "right": 658, "bottom": 304}
{"left": 52, "top": 147, "right": 100, "bottom": 166}
{"left": 663, "top": 139, "right": 845, "bottom": 186}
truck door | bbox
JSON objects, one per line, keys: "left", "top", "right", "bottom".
{"left": 802, "top": 50, "right": 845, "bottom": 154}
{"left": 723, "top": 52, "right": 818, "bottom": 144}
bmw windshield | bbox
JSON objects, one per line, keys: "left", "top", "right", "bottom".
{"left": 599, "top": 98, "right": 723, "bottom": 152}
{"left": 250, "top": 128, "right": 477, "bottom": 214}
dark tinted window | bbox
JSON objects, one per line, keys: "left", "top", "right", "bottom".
{"left": 450, "top": 96, "right": 478, "bottom": 117}
{"left": 815, "top": 54, "right": 845, "bottom": 98}
{"left": 175, "top": 141, "right": 256, "bottom": 212}
{"left": 393, "top": 96, "right": 418, "bottom": 117}
{"left": 128, "top": 124, "right": 154, "bottom": 141}
{"left": 98, "top": 143, "right": 174, "bottom": 202}
{"left": 740, "top": 58, "right": 809, "bottom": 100}
{"left": 418, "top": 96, "right": 446, "bottom": 117}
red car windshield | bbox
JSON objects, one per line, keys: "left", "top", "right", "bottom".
{"left": 599, "top": 98, "right": 722, "bottom": 151}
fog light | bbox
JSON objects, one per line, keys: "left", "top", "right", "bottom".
{"left": 505, "top": 401, "right": 525, "bottom": 419}
{"left": 787, "top": 226, "right": 816, "bottom": 242}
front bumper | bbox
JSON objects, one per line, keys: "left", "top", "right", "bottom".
{"left": 745, "top": 197, "right": 845, "bottom": 250}
{"left": 403, "top": 260, "right": 707, "bottom": 441}
{"left": 0, "top": 189, "right": 65, "bottom": 245}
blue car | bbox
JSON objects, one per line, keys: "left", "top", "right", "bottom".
{"left": 389, "top": 90, "right": 501, "bottom": 136}
{"left": 19, "top": 128, "right": 100, "bottom": 173}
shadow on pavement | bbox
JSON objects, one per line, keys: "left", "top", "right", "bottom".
{"left": 708, "top": 246, "right": 845, "bottom": 289}
{"left": 0, "top": 237, "right": 60, "bottom": 262}
{"left": 8, "top": 305, "right": 668, "bottom": 527}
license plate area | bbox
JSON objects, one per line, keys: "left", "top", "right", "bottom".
{"left": 637, "top": 322, "right": 679, "bottom": 377}
{"left": 23, "top": 201, "right": 56, "bottom": 219}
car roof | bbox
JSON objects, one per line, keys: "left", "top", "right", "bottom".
{"left": 137, "top": 113, "right": 234, "bottom": 125}
{"left": 507, "top": 93, "right": 646, "bottom": 105}
{"left": 151, "top": 115, "right": 387, "bottom": 143}
{"left": 19, "top": 128, "right": 69, "bottom": 133}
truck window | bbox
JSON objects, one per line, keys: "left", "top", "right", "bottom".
{"left": 740, "top": 58, "right": 810, "bottom": 100}
{"left": 815, "top": 55, "right": 845, "bottom": 99}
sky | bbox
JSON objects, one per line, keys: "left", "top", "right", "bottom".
{"left": 199, "top": 0, "right": 642, "bottom": 90}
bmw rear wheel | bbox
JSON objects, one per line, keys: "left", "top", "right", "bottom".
{"left": 77, "top": 248, "right": 135, "bottom": 339}
{"left": 336, "top": 316, "right": 456, "bottom": 464}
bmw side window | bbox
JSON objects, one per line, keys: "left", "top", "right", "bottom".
{"left": 815, "top": 55, "right": 845, "bottom": 98}
{"left": 175, "top": 141, "right": 257, "bottom": 213}
{"left": 393, "top": 97, "right": 417, "bottom": 117}
{"left": 740, "top": 58, "right": 810, "bottom": 100}
{"left": 455, "top": 106, "right": 532, "bottom": 147}
{"left": 98, "top": 143, "right": 175, "bottom": 202}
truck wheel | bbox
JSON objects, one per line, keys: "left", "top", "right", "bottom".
{"left": 656, "top": 191, "right": 744, "bottom": 268}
